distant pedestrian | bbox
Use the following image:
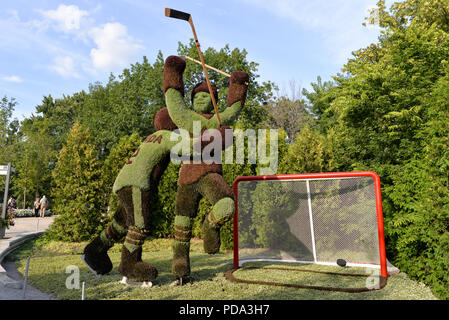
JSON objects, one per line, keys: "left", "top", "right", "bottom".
{"left": 7, "top": 195, "right": 17, "bottom": 218}
{"left": 34, "top": 197, "right": 41, "bottom": 217}
{"left": 40, "top": 195, "right": 48, "bottom": 218}
{"left": 7, "top": 196, "right": 17, "bottom": 209}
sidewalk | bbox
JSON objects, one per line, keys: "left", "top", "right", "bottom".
{"left": 0, "top": 216, "right": 55, "bottom": 300}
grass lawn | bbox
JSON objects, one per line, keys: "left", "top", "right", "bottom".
{"left": 8, "top": 236, "right": 438, "bottom": 300}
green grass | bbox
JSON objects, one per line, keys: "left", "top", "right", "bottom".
{"left": 9, "top": 237, "right": 438, "bottom": 300}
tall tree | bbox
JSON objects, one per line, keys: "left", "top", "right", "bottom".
{"left": 263, "top": 81, "right": 313, "bottom": 142}
{"left": 303, "top": 0, "right": 449, "bottom": 299}
{"left": 0, "top": 96, "right": 20, "bottom": 163}
{"left": 0, "top": 96, "right": 21, "bottom": 198}
{"left": 48, "top": 121, "right": 105, "bottom": 242}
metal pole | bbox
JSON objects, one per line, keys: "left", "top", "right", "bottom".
{"left": 2, "top": 162, "right": 11, "bottom": 220}
{"left": 306, "top": 180, "right": 317, "bottom": 263}
{"left": 21, "top": 256, "right": 30, "bottom": 299}
{"left": 81, "top": 282, "right": 85, "bottom": 300}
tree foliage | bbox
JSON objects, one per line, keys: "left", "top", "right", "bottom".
{"left": 47, "top": 121, "right": 105, "bottom": 241}
{"left": 0, "top": 96, "right": 20, "bottom": 195}
{"left": 263, "top": 81, "right": 313, "bottom": 143}
{"left": 301, "top": 0, "right": 449, "bottom": 299}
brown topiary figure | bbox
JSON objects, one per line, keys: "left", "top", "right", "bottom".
{"left": 164, "top": 55, "right": 249, "bottom": 284}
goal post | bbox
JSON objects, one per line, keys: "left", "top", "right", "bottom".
{"left": 232, "top": 171, "right": 391, "bottom": 279}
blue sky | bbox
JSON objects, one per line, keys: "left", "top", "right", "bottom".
{"left": 0, "top": 0, "right": 395, "bottom": 120}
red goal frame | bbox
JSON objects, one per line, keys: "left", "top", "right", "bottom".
{"left": 232, "top": 171, "right": 388, "bottom": 278}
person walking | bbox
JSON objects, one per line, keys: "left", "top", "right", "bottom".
{"left": 34, "top": 197, "right": 40, "bottom": 217}
{"left": 7, "top": 195, "right": 17, "bottom": 219}
{"left": 39, "top": 195, "right": 48, "bottom": 218}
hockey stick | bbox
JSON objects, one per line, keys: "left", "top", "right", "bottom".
{"left": 165, "top": 8, "right": 222, "bottom": 126}
{"left": 185, "top": 55, "right": 249, "bottom": 86}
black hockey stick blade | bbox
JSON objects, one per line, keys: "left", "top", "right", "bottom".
{"left": 165, "top": 8, "right": 191, "bottom": 21}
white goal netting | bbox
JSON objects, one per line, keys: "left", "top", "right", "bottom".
{"left": 235, "top": 174, "right": 398, "bottom": 275}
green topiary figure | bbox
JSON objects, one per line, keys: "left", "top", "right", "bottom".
{"left": 82, "top": 107, "right": 214, "bottom": 285}
{"left": 163, "top": 55, "right": 249, "bottom": 284}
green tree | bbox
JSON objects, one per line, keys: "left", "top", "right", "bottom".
{"left": 302, "top": 0, "right": 449, "bottom": 299}
{"left": 386, "top": 73, "right": 449, "bottom": 299}
{"left": 0, "top": 96, "right": 22, "bottom": 200}
{"left": 48, "top": 121, "right": 105, "bottom": 242}
{"left": 279, "top": 126, "right": 336, "bottom": 174}
{"left": 263, "top": 81, "right": 313, "bottom": 143}
{"left": 80, "top": 55, "right": 165, "bottom": 157}
{"left": 14, "top": 115, "right": 59, "bottom": 205}
{"left": 0, "top": 96, "right": 20, "bottom": 154}
{"left": 151, "top": 162, "right": 180, "bottom": 238}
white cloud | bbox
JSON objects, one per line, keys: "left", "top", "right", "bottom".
{"left": 241, "top": 0, "right": 382, "bottom": 66}
{"left": 89, "top": 22, "right": 143, "bottom": 71}
{"left": 2, "top": 75, "right": 22, "bottom": 83}
{"left": 2, "top": 5, "right": 143, "bottom": 78}
{"left": 40, "top": 4, "right": 89, "bottom": 33}
{"left": 36, "top": 6, "right": 143, "bottom": 74}
{"left": 50, "top": 56, "right": 80, "bottom": 78}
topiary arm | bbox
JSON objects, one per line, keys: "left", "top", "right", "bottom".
{"left": 208, "top": 71, "right": 249, "bottom": 126}
{"left": 113, "top": 129, "right": 218, "bottom": 192}
{"left": 165, "top": 88, "right": 213, "bottom": 133}
{"left": 208, "top": 101, "right": 241, "bottom": 126}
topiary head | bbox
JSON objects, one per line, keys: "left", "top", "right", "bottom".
{"left": 154, "top": 107, "right": 178, "bottom": 131}
{"left": 191, "top": 82, "right": 218, "bottom": 114}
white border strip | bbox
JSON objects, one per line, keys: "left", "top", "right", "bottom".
{"left": 239, "top": 259, "right": 381, "bottom": 270}
{"left": 238, "top": 259, "right": 399, "bottom": 273}
{"left": 306, "top": 180, "right": 317, "bottom": 263}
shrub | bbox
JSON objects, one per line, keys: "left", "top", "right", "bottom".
{"left": 47, "top": 122, "right": 105, "bottom": 242}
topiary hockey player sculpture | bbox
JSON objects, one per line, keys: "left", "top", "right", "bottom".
{"left": 163, "top": 55, "right": 249, "bottom": 284}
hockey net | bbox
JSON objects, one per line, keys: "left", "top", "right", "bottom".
{"left": 231, "top": 172, "right": 398, "bottom": 281}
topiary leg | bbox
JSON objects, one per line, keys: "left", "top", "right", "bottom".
{"left": 118, "top": 226, "right": 158, "bottom": 282}
{"left": 117, "top": 187, "right": 158, "bottom": 282}
{"left": 172, "top": 184, "right": 200, "bottom": 282}
{"left": 172, "top": 215, "right": 193, "bottom": 280}
{"left": 197, "top": 173, "right": 235, "bottom": 254}
{"left": 82, "top": 205, "right": 127, "bottom": 275}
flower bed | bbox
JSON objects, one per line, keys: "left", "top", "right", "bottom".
{"left": 11, "top": 209, "right": 53, "bottom": 217}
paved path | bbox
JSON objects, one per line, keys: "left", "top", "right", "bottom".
{"left": 0, "top": 216, "right": 55, "bottom": 300}
{"left": 4, "top": 216, "right": 54, "bottom": 238}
